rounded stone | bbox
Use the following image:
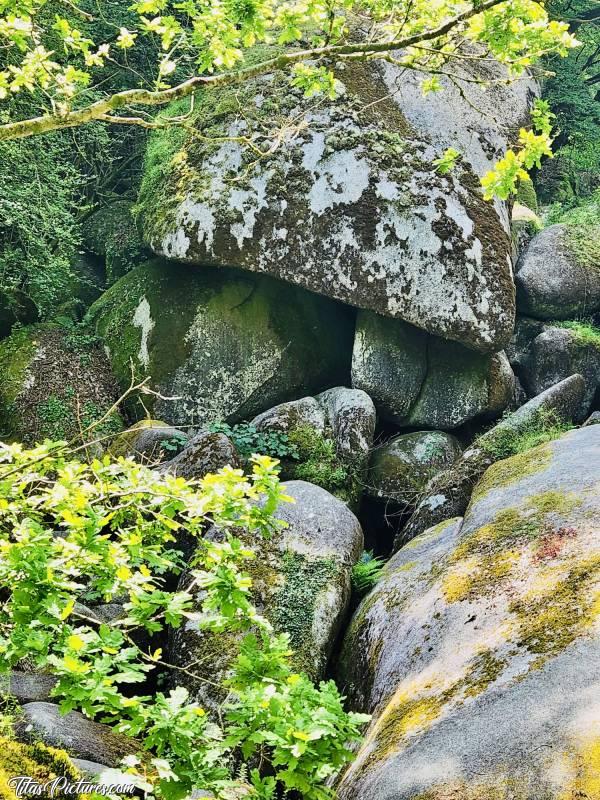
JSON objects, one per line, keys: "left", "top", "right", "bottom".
{"left": 516, "top": 224, "right": 600, "bottom": 319}
{"left": 366, "top": 431, "right": 462, "bottom": 505}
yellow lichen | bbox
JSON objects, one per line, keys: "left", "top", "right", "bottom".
{"left": 510, "top": 554, "right": 600, "bottom": 665}
{"left": 566, "top": 737, "right": 600, "bottom": 799}
{"left": 471, "top": 444, "right": 552, "bottom": 501}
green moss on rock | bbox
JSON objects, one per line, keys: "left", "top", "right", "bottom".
{"left": 0, "top": 736, "right": 81, "bottom": 799}
{"left": 0, "top": 324, "right": 124, "bottom": 446}
{"left": 85, "top": 200, "right": 147, "bottom": 284}
{"left": 87, "top": 260, "right": 353, "bottom": 426}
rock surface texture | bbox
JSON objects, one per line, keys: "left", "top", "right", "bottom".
{"left": 87, "top": 260, "right": 353, "bottom": 426}
{"left": 16, "top": 703, "right": 140, "bottom": 767}
{"left": 352, "top": 313, "right": 514, "bottom": 428}
{"left": 337, "top": 424, "right": 600, "bottom": 800}
{"left": 137, "top": 57, "right": 533, "bottom": 351}
{"left": 516, "top": 223, "right": 600, "bottom": 319}
{"left": 0, "top": 323, "right": 123, "bottom": 446}
{"left": 398, "top": 373, "right": 587, "bottom": 546}
{"left": 366, "top": 431, "right": 462, "bottom": 506}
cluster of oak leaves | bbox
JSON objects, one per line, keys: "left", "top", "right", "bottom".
{"left": 0, "top": 440, "right": 369, "bottom": 799}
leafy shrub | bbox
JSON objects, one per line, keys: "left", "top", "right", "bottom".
{"left": 0, "top": 443, "right": 367, "bottom": 800}
{"left": 208, "top": 421, "right": 299, "bottom": 460}
{"left": 351, "top": 552, "right": 386, "bottom": 598}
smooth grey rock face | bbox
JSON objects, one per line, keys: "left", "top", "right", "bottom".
{"left": 88, "top": 260, "right": 354, "bottom": 427}
{"left": 352, "top": 312, "right": 514, "bottom": 429}
{"left": 130, "top": 423, "right": 188, "bottom": 462}
{"left": 252, "top": 397, "right": 327, "bottom": 435}
{"left": 397, "top": 374, "right": 587, "bottom": 546}
{"left": 366, "top": 431, "right": 462, "bottom": 505}
{"left": 158, "top": 431, "right": 240, "bottom": 480}
{"left": 139, "top": 57, "right": 523, "bottom": 352}
{"left": 520, "top": 326, "right": 600, "bottom": 417}
{"left": 16, "top": 703, "right": 140, "bottom": 767}
{"left": 71, "top": 760, "right": 141, "bottom": 792}
{"left": 5, "top": 672, "right": 57, "bottom": 704}
{"left": 516, "top": 224, "right": 600, "bottom": 319}
{"left": 169, "top": 481, "right": 363, "bottom": 710}
{"left": 336, "top": 425, "right": 600, "bottom": 800}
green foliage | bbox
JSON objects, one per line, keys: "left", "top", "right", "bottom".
{"left": 351, "top": 551, "right": 386, "bottom": 598}
{"left": 480, "top": 409, "right": 574, "bottom": 461}
{"left": 208, "top": 421, "right": 299, "bottom": 460}
{"left": 556, "top": 319, "right": 600, "bottom": 348}
{"left": 160, "top": 432, "right": 188, "bottom": 454}
{"left": 545, "top": 191, "right": 600, "bottom": 225}
{"left": 0, "top": 0, "right": 582, "bottom": 203}
{"left": 286, "top": 425, "right": 352, "bottom": 499}
{"left": 482, "top": 99, "right": 555, "bottom": 200}
{"left": 433, "top": 147, "right": 461, "bottom": 175}
{"left": 0, "top": 444, "right": 368, "bottom": 799}
{"left": 0, "top": 107, "right": 109, "bottom": 320}
{"left": 540, "top": 0, "right": 600, "bottom": 202}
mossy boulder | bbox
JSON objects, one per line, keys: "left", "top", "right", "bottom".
{"left": 137, "top": 55, "right": 527, "bottom": 352}
{"left": 398, "top": 374, "right": 587, "bottom": 547}
{"left": 87, "top": 260, "right": 353, "bottom": 427}
{"left": 0, "top": 735, "right": 82, "bottom": 799}
{"left": 169, "top": 480, "right": 363, "bottom": 710}
{"left": 519, "top": 324, "right": 600, "bottom": 417}
{"left": 84, "top": 199, "right": 147, "bottom": 284}
{"left": 16, "top": 702, "right": 141, "bottom": 768}
{"left": 157, "top": 429, "right": 240, "bottom": 481}
{"left": 516, "top": 224, "right": 600, "bottom": 319}
{"left": 251, "top": 387, "right": 376, "bottom": 503}
{"left": 336, "top": 424, "right": 600, "bottom": 800}
{"left": 352, "top": 312, "right": 514, "bottom": 429}
{"left": 0, "top": 324, "right": 124, "bottom": 446}
{"left": 366, "top": 431, "right": 462, "bottom": 506}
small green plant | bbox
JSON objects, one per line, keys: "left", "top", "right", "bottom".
{"left": 480, "top": 409, "right": 574, "bottom": 461}
{"left": 161, "top": 432, "right": 188, "bottom": 454}
{"left": 556, "top": 320, "right": 600, "bottom": 349}
{"left": 286, "top": 425, "right": 354, "bottom": 499}
{"left": 351, "top": 551, "right": 386, "bottom": 598}
{"left": 208, "top": 421, "right": 299, "bottom": 460}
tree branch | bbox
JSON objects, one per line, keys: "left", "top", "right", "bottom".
{"left": 0, "top": 0, "right": 507, "bottom": 142}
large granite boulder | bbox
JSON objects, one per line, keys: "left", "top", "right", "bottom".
{"left": 157, "top": 429, "right": 241, "bottom": 480}
{"left": 252, "top": 387, "right": 376, "bottom": 477}
{"left": 0, "top": 323, "right": 124, "bottom": 446}
{"left": 109, "top": 418, "right": 189, "bottom": 462}
{"left": 87, "top": 260, "right": 353, "bottom": 426}
{"left": 136, "top": 56, "right": 531, "bottom": 352}
{"left": 516, "top": 224, "right": 600, "bottom": 319}
{"left": 352, "top": 313, "right": 514, "bottom": 429}
{"left": 169, "top": 481, "right": 363, "bottom": 710}
{"left": 250, "top": 388, "right": 375, "bottom": 506}
{"left": 337, "top": 424, "right": 600, "bottom": 800}
{"left": 84, "top": 198, "right": 147, "bottom": 284}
